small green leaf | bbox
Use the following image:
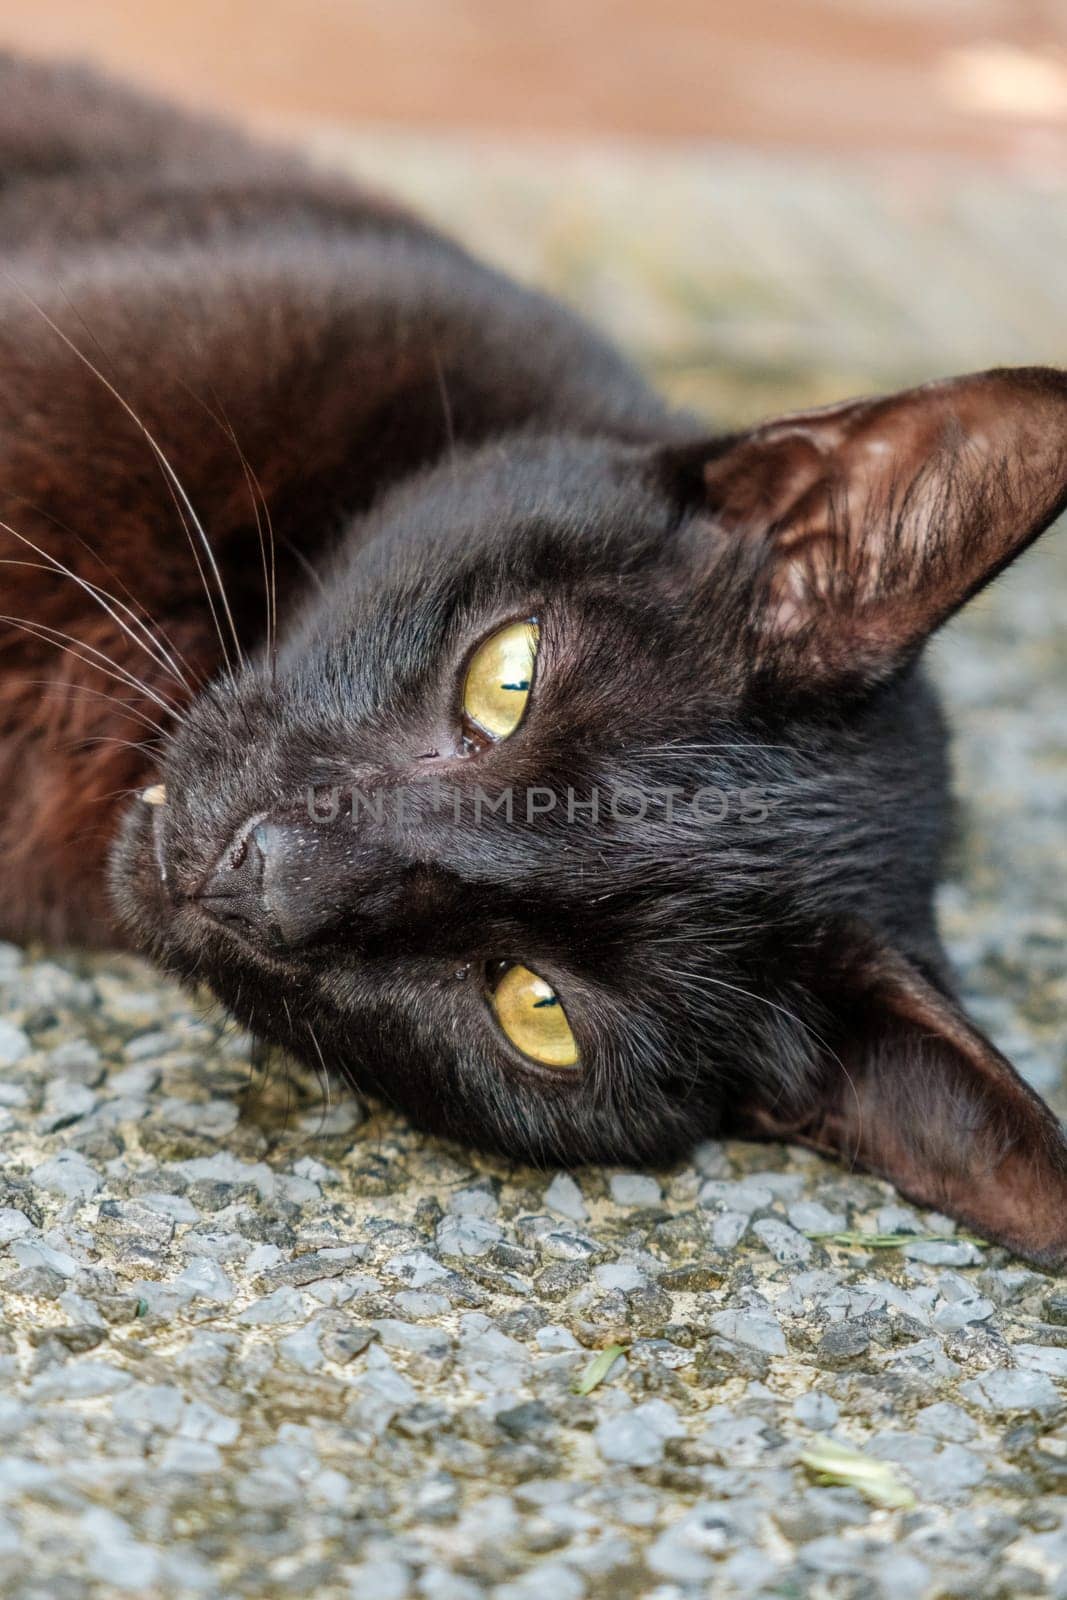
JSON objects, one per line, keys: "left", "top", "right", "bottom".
{"left": 572, "top": 1342, "right": 627, "bottom": 1395}
{"left": 800, "top": 1438, "right": 916, "bottom": 1510}
{"left": 803, "top": 1231, "right": 918, "bottom": 1248}
{"left": 134, "top": 1297, "right": 149, "bottom": 1318}
{"left": 804, "top": 1230, "right": 986, "bottom": 1251}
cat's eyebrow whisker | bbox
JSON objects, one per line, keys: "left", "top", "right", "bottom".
{"left": 0, "top": 545, "right": 192, "bottom": 695}
{"left": 184, "top": 381, "right": 279, "bottom": 687}
{"left": 280, "top": 533, "right": 327, "bottom": 599}
{"left": 430, "top": 344, "right": 458, "bottom": 471}
{"left": 0, "top": 614, "right": 180, "bottom": 719}
{"left": 636, "top": 744, "right": 795, "bottom": 757}
{"left": 231, "top": 426, "right": 277, "bottom": 686}
{"left": 2, "top": 272, "right": 244, "bottom": 681}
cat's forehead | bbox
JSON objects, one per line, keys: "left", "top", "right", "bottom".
{"left": 335, "top": 435, "right": 679, "bottom": 587}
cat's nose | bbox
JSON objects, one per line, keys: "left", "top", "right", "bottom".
{"left": 194, "top": 817, "right": 327, "bottom": 950}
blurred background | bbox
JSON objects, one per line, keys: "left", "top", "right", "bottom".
{"left": 1, "top": 0, "right": 1066, "bottom": 164}
{"left": 2, "top": 1, "right": 1067, "bottom": 426}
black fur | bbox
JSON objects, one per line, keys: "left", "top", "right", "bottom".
{"left": 1, "top": 56, "right": 1065, "bottom": 1260}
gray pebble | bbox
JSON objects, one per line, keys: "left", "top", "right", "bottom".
{"left": 123, "top": 1030, "right": 177, "bottom": 1062}
{"left": 535, "top": 1325, "right": 581, "bottom": 1353}
{"left": 373, "top": 1319, "right": 452, "bottom": 1359}
{"left": 31, "top": 1149, "right": 102, "bottom": 1200}
{"left": 238, "top": 1286, "right": 305, "bottom": 1324}
{"left": 157, "top": 1439, "right": 223, "bottom": 1475}
{"left": 112, "top": 1383, "right": 186, "bottom": 1432}
{"left": 11, "top": 1238, "right": 79, "bottom": 1277}
{"left": 876, "top": 1205, "right": 924, "bottom": 1235}
{"left": 792, "top": 1392, "right": 839, "bottom": 1431}
{"left": 279, "top": 1322, "right": 324, "bottom": 1371}
{"left": 38, "top": 1080, "right": 97, "bottom": 1131}
{"left": 539, "top": 1229, "right": 599, "bottom": 1262}
{"left": 873, "top": 1551, "right": 935, "bottom": 1600}
{"left": 387, "top": 1250, "right": 451, "bottom": 1288}
{"left": 419, "top": 1572, "right": 484, "bottom": 1600}
{"left": 932, "top": 1295, "right": 996, "bottom": 1333}
{"left": 346, "top": 1559, "right": 412, "bottom": 1600}
{"left": 83, "top": 1508, "right": 161, "bottom": 1591}
{"left": 0, "top": 1019, "right": 30, "bottom": 1067}
{"left": 711, "top": 1211, "right": 749, "bottom": 1249}
{"left": 788, "top": 1200, "right": 847, "bottom": 1236}
{"left": 959, "top": 1367, "right": 1063, "bottom": 1415}
{"left": 1010, "top": 1343, "right": 1067, "bottom": 1379}
{"left": 699, "top": 1179, "right": 773, "bottom": 1214}
{"left": 393, "top": 1290, "right": 451, "bottom": 1318}
{"left": 903, "top": 1239, "right": 984, "bottom": 1267}
{"left": 594, "top": 1262, "right": 647, "bottom": 1292}
{"left": 544, "top": 1172, "right": 588, "bottom": 1223}
{"left": 495, "top": 1564, "right": 585, "bottom": 1600}
{"left": 177, "top": 1258, "right": 236, "bottom": 1304}
{"left": 0, "top": 1207, "right": 32, "bottom": 1244}
{"left": 436, "top": 1215, "right": 503, "bottom": 1258}
{"left": 107, "top": 1063, "right": 161, "bottom": 1096}
{"left": 752, "top": 1218, "right": 813, "bottom": 1265}
{"left": 448, "top": 1185, "right": 499, "bottom": 1220}
{"left": 609, "top": 1173, "right": 661, "bottom": 1208}
{"left": 47, "top": 1039, "right": 103, "bottom": 1083}
{"left": 138, "top": 1191, "right": 199, "bottom": 1224}
{"left": 708, "top": 1309, "right": 786, "bottom": 1356}
{"left": 913, "top": 1401, "right": 979, "bottom": 1442}
{"left": 646, "top": 1504, "right": 732, "bottom": 1583}
{"left": 595, "top": 1400, "right": 683, "bottom": 1467}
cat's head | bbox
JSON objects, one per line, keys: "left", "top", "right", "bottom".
{"left": 112, "top": 367, "right": 1067, "bottom": 1262}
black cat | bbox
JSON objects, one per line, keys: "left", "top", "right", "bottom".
{"left": 1, "top": 55, "right": 1064, "bottom": 1261}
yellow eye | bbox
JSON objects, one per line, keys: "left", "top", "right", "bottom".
{"left": 491, "top": 964, "right": 579, "bottom": 1070}
{"left": 463, "top": 619, "right": 539, "bottom": 740}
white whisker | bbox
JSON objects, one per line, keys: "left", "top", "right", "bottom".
{"left": 0, "top": 614, "right": 178, "bottom": 718}
{"left": 3, "top": 273, "right": 244, "bottom": 676}
{"left": 5, "top": 490, "right": 204, "bottom": 692}
{"left": 0, "top": 545, "right": 191, "bottom": 694}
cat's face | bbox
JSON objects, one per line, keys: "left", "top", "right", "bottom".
{"left": 113, "top": 435, "right": 834, "bottom": 1163}
{"left": 112, "top": 370, "right": 1067, "bottom": 1263}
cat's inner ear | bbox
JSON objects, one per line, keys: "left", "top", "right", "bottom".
{"left": 730, "top": 937, "right": 1067, "bottom": 1265}
{"left": 671, "top": 367, "right": 1067, "bottom": 688}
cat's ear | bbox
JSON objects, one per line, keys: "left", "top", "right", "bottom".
{"left": 730, "top": 936, "right": 1067, "bottom": 1264}
{"left": 669, "top": 367, "right": 1067, "bottom": 690}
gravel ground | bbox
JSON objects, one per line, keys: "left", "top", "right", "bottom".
{"left": 0, "top": 140, "right": 1065, "bottom": 1599}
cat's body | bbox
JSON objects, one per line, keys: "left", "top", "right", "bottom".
{"left": 0, "top": 55, "right": 681, "bottom": 948}
{"left": 2, "top": 56, "right": 1066, "bottom": 1263}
